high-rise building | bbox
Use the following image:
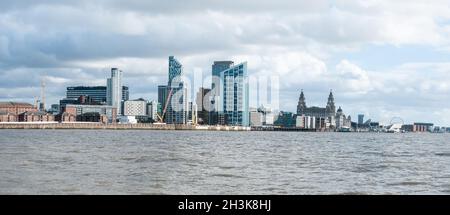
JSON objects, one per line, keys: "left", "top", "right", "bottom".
{"left": 212, "top": 61, "right": 234, "bottom": 92}
{"left": 66, "top": 86, "right": 128, "bottom": 103}
{"left": 358, "top": 114, "right": 364, "bottom": 125}
{"left": 218, "top": 62, "right": 249, "bottom": 126}
{"left": 165, "top": 56, "right": 188, "bottom": 124}
{"left": 168, "top": 56, "right": 183, "bottom": 87}
{"left": 210, "top": 61, "right": 234, "bottom": 125}
{"left": 146, "top": 100, "right": 159, "bottom": 121}
{"left": 196, "top": 87, "right": 211, "bottom": 124}
{"left": 158, "top": 85, "right": 168, "bottom": 114}
{"left": 107, "top": 68, "right": 123, "bottom": 115}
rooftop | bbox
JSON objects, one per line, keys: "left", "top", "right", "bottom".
{"left": 0, "top": 102, "right": 34, "bottom": 107}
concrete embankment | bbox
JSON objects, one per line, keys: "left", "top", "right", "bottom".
{"left": 0, "top": 123, "right": 251, "bottom": 131}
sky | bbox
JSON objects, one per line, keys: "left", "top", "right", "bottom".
{"left": 0, "top": 0, "right": 450, "bottom": 126}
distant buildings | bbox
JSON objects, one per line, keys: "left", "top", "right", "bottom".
{"left": 0, "top": 102, "right": 56, "bottom": 123}
{"left": 64, "top": 104, "right": 117, "bottom": 123}
{"left": 107, "top": 68, "right": 123, "bottom": 115}
{"left": 18, "top": 111, "right": 55, "bottom": 122}
{"left": 218, "top": 62, "right": 249, "bottom": 126}
{"left": 295, "top": 90, "right": 350, "bottom": 130}
{"left": 274, "top": 111, "right": 296, "bottom": 127}
{"left": 413, "top": 123, "right": 434, "bottom": 132}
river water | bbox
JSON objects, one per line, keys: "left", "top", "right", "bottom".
{"left": 0, "top": 129, "right": 449, "bottom": 194}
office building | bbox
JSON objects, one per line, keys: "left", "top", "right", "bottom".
{"left": 196, "top": 87, "right": 211, "bottom": 124}
{"left": 124, "top": 98, "right": 147, "bottom": 116}
{"left": 210, "top": 61, "right": 234, "bottom": 125}
{"left": 66, "top": 86, "right": 128, "bottom": 103}
{"left": 358, "top": 114, "right": 364, "bottom": 125}
{"left": 107, "top": 68, "right": 123, "bottom": 115}
{"left": 165, "top": 56, "right": 188, "bottom": 124}
{"left": 219, "top": 62, "right": 249, "bottom": 126}
{"left": 158, "top": 85, "right": 168, "bottom": 114}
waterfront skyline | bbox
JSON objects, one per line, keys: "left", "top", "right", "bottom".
{"left": 0, "top": 1, "right": 450, "bottom": 125}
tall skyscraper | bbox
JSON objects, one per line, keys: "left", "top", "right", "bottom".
{"left": 168, "top": 56, "right": 183, "bottom": 87}
{"left": 218, "top": 62, "right": 249, "bottom": 126}
{"left": 358, "top": 114, "right": 365, "bottom": 125}
{"left": 165, "top": 56, "right": 188, "bottom": 124}
{"left": 107, "top": 68, "right": 123, "bottom": 115}
{"left": 210, "top": 61, "right": 234, "bottom": 125}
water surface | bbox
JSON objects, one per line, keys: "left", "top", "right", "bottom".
{"left": 0, "top": 130, "right": 449, "bottom": 194}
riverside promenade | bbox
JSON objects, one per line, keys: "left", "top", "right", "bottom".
{"left": 0, "top": 122, "right": 251, "bottom": 131}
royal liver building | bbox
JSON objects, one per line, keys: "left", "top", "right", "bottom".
{"left": 296, "top": 90, "right": 351, "bottom": 130}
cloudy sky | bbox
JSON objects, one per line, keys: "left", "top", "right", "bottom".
{"left": 1, "top": 0, "right": 450, "bottom": 125}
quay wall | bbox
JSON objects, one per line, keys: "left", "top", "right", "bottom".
{"left": 0, "top": 123, "right": 251, "bottom": 131}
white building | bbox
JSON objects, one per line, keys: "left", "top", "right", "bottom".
{"left": 119, "top": 116, "right": 137, "bottom": 124}
{"left": 296, "top": 116, "right": 304, "bottom": 128}
{"left": 124, "top": 99, "right": 147, "bottom": 116}
{"left": 249, "top": 110, "right": 263, "bottom": 126}
{"left": 146, "top": 100, "right": 159, "bottom": 121}
{"left": 107, "top": 68, "right": 123, "bottom": 115}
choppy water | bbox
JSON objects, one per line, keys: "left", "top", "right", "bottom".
{"left": 0, "top": 129, "right": 450, "bottom": 194}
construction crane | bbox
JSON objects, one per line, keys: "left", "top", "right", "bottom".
{"left": 155, "top": 88, "right": 174, "bottom": 124}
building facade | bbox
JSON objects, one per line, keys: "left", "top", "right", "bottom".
{"left": 65, "top": 104, "right": 117, "bottom": 123}
{"left": 195, "top": 87, "right": 211, "bottom": 124}
{"left": 249, "top": 109, "right": 263, "bottom": 127}
{"left": 210, "top": 61, "right": 234, "bottom": 125}
{"left": 123, "top": 99, "right": 147, "bottom": 116}
{"left": 66, "top": 86, "right": 128, "bottom": 103}
{"left": 0, "top": 102, "right": 38, "bottom": 115}
{"left": 413, "top": 123, "right": 434, "bottom": 132}
{"left": 219, "top": 62, "right": 249, "bottom": 126}
{"left": 296, "top": 90, "right": 345, "bottom": 129}
{"left": 165, "top": 56, "right": 188, "bottom": 124}
{"left": 146, "top": 100, "right": 159, "bottom": 121}
{"left": 107, "top": 68, "right": 123, "bottom": 115}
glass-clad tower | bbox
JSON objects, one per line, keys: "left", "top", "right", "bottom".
{"left": 107, "top": 68, "right": 123, "bottom": 115}
{"left": 165, "top": 56, "right": 187, "bottom": 124}
{"left": 219, "top": 62, "right": 249, "bottom": 126}
{"left": 209, "top": 61, "right": 234, "bottom": 125}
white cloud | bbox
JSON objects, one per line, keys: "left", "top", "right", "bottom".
{"left": 0, "top": 0, "right": 449, "bottom": 125}
{"left": 335, "top": 60, "right": 372, "bottom": 94}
